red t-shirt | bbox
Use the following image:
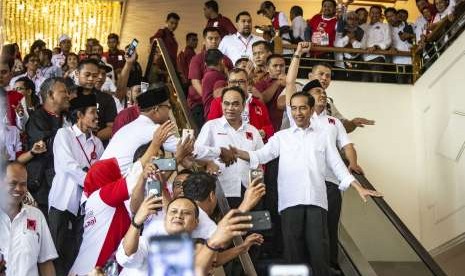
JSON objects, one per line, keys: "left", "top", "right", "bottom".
{"left": 206, "top": 14, "right": 237, "bottom": 38}
{"left": 177, "top": 47, "right": 196, "bottom": 82}
{"left": 207, "top": 97, "right": 275, "bottom": 142}
{"left": 254, "top": 77, "right": 284, "bottom": 131}
{"left": 6, "top": 90, "right": 24, "bottom": 126}
{"left": 102, "top": 50, "right": 126, "bottom": 71}
{"left": 308, "top": 14, "right": 338, "bottom": 56}
{"left": 111, "top": 106, "right": 140, "bottom": 135}
{"left": 201, "top": 68, "right": 226, "bottom": 119}
{"left": 151, "top": 27, "right": 178, "bottom": 65}
{"left": 187, "top": 51, "right": 233, "bottom": 108}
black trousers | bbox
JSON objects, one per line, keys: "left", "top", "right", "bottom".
{"left": 281, "top": 205, "right": 330, "bottom": 276}
{"left": 362, "top": 56, "right": 385, "bottom": 83}
{"left": 326, "top": 181, "right": 342, "bottom": 270}
{"left": 48, "top": 207, "right": 83, "bottom": 276}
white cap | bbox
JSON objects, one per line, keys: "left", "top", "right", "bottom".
{"left": 58, "top": 34, "right": 71, "bottom": 43}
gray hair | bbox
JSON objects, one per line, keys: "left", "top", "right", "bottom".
{"left": 39, "top": 77, "right": 67, "bottom": 103}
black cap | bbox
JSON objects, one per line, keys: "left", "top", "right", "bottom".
{"left": 137, "top": 87, "right": 169, "bottom": 109}
{"left": 257, "top": 1, "right": 275, "bottom": 14}
{"left": 302, "top": 79, "right": 323, "bottom": 93}
{"left": 97, "top": 60, "right": 112, "bottom": 73}
{"left": 70, "top": 93, "right": 97, "bottom": 111}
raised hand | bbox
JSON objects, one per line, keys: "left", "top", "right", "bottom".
{"left": 208, "top": 209, "right": 253, "bottom": 248}
{"left": 133, "top": 195, "right": 163, "bottom": 225}
{"left": 241, "top": 233, "right": 264, "bottom": 251}
{"left": 153, "top": 120, "right": 176, "bottom": 145}
{"left": 220, "top": 146, "right": 237, "bottom": 167}
{"left": 239, "top": 178, "right": 266, "bottom": 212}
{"left": 175, "top": 135, "right": 195, "bottom": 162}
{"left": 31, "top": 140, "right": 47, "bottom": 154}
{"left": 351, "top": 117, "right": 375, "bottom": 128}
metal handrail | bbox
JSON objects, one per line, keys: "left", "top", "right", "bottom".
{"left": 282, "top": 44, "right": 412, "bottom": 57}
{"left": 354, "top": 172, "right": 447, "bottom": 276}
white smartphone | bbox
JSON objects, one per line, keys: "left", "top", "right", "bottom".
{"left": 141, "top": 81, "right": 149, "bottom": 93}
{"left": 148, "top": 234, "right": 194, "bottom": 276}
{"left": 181, "top": 129, "right": 194, "bottom": 142}
{"left": 269, "top": 264, "right": 310, "bottom": 276}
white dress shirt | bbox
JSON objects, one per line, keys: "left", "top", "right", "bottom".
{"left": 2, "top": 125, "right": 22, "bottom": 161}
{"left": 196, "top": 117, "right": 264, "bottom": 197}
{"left": 363, "top": 21, "right": 392, "bottom": 61}
{"left": 39, "top": 65, "right": 63, "bottom": 79}
{"left": 49, "top": 125, "right": 104, "bottom": 215}
{"left": 219, "top": 32, "right": 264, "bottom": 64}
{"left": 292, "top": 16, "right": 307, "bottom": 41}
{"left": 247, "top": 122, "right": 355, "bottom": 212}
{"left": 391, "top": 22, "right": 413, "bottom": 65}
{"left": 0, "top": 205, "right": 58, "bottom": 276}
{"left": 101, "top": 115, "right": 216, "bottom": 175}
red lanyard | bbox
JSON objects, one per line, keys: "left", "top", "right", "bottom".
{"left": 75, "top": 137, "right": 97, "bottom": 166}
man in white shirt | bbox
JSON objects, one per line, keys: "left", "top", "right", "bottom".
{"left": 9, "top": 54, "right": 45, "bottom": 96}
{"left": 51, "top": 34, "right": 72, "bottom": 68}
{"left": 48, "top": 93, "right": 104, "bottom": 276}
{"left": 39, "top": 49, "right": 63, "bottom": 80}
{"left": 290, "top": 5, "right": 307, "bottom": 42}
{"left": 0, "top": 162, "right": 58, "bottom": 276}
{"left": 233, "top": 93, "right": 380, "bottom": 275}
{"left": 195, "top": 86, "right": 264, "bottom": 207}
{"left": 362, "top": 5, "right": 392, "bottom": 82}
{"left": 219, "top": 11, "right": 263, "bottom": 64}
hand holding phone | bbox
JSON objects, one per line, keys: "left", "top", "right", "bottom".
{"left": 146, "top": 178, "right": 162, "bottom": 197}
{"left": 152, "top": 158, "right": 177, "bottom": 171}
{"left": 181, "top": 129, "right": 194, "bottom": 142}
{"left": 249, "top": 168, "right": 264, "bottom": 184}
{"left": 126, "top": 38, "right": 139, "bottom": 57}
{"left": 133, "top": 195, "right": 163, "bottom": 227}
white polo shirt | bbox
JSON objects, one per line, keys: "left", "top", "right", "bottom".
{"left": 363, "top": 22, "right": 392, "bottom": 61}
{"left": 391, "top": 22, "right": 413, "bottom": 65}
{"left": 49, "top": 125, "right": 104, "bottom": 215}
{"left": 196, "top": 116, "right": 264, "bottom": 197}
{"left": 219, "top": 32, "right": 263, "bottom": 64}
{"left": 2, "top": 125, "right": 22, "bottom": 161}
{"left": 0, "top": 205, "right": 58, "bottom": 276}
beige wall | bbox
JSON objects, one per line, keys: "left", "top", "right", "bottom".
{"left": 120, "top": 0, "right": 420, "bottom": 69}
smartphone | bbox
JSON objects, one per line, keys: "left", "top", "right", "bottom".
{"left": 238, "top": 210, "right": 271, "bottom": 231}
{"left": 269, "top": 264, "right": 310, "bottom": 276}
{"left": 141, "top": 81, "right": 149, "bottom": 93}
{"left": 146, "top": 178, "right": 162, "bottom": 197}
{"left": 153, "top": 158, "right": 177, "bottom": 171}
{"left": 249, "top": 168, "right": 264, "bottom": 183}
{"left": 148, "top": 234, "right": 194, "bottom": 276}
{"left": 126, "top": 38, "right": 139, "bottom": 57}
{"left": 181, "top": 129, "right": 194, "bottom": 142}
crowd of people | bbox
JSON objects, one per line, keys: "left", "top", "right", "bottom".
{"left": 0, "top": 0, "right": 459, "bottom": 275}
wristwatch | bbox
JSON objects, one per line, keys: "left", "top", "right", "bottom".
{"left": 131, "top": 216, "right": 143, "bottom": 229}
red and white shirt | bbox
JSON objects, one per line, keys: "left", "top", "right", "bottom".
{"left": 69, "top": 161, "right": 142, "bottom": 276}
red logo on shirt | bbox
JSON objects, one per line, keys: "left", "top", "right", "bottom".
{"left": 254, "top": 106, "right": 262, "bottom": 116}
{"left": 328, "top": 118, "right": 335, "bottom": 125}
{"left": 27, "top": 219, "right": 36, "bottom": 231}
{"left": 246, "top": 132, "right": 253, "bottom": 140}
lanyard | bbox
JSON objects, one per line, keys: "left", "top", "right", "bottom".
{"left": 238, "top": 35, "right": 252, "bottom": 52}
{"left": 75, "top": 136, "right": 97, "bottom": 166}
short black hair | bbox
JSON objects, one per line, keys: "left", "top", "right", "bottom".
{"left": 236, "top": 11, "right": 251, "bottom": 22}
{"left": 15, "top": 77, "right": 35, "bottom": 91}
{"left": 234, "top": 58, "right": 249, "bottom": 67}
{"left": 397, "top": 9, "right": 408, "bottom": 16}
{"left": 182, "top": 172, "right": 216, "bottom": 202}
{"left": 167, "top": 196, "right": 199, "bottom": 219}
{"left": 355, "top": 7, "right": 368, "bottom": 13}
{"left": 205, "top": 0, "right": 219, "bottom": 13}
{"left": 69, "top": 106, "right": 95, "bottom": 125}
{"left": 23, "top": 53, "right": 37, "bottom": 65}
{"left": 290, "top": 5, "right": 303, "bottom": 17}
{"left": 322, "top": 0, "right": 337, "bottom": 7}
{"left": 30, "top": 39, "right": 46, "bottom": 54}
{"left": 312, "top": 62, "right": 332, "bottom": 72}
{"left": 78, "top": 58, "right": 100, "bottom": 71}
{"left": 370, "top": 5, "right": 383, "bottom": 13}
{"left": 205, "top": 49, "right": 223, "bottom": 67}
{"left": 107, "top": 33, "right": 119, "bottom": 41}
{"left": 266, "top": 53, "right": 284, "bottom": 65}
{"left": 203, "top": 26, "right": 221, "bottom": 37}
{"left": 178, "top": 169, "right": 194, "bottom": 176}
{"left": 384, "top": 7, "right": 397, "bottom": 15}
{"left": 252, "top": 40, "right": 272, "bottom": 52}
{"left": 290, "top": 91, "right": 315, "bottom": 108}
{"left": 229, "top": 67, "right": 248, "bottom": 78}
{"left": 167, "top": 12, "right": 180, "bottom": 21}
{"left": 221, "top": 86, "right": 246, "bottom": 103}
{"left": 41, "top": 48, "right": 53, "bottom": 60}
{"left": 186, "top": 32, "right": 198, "bottom": 41}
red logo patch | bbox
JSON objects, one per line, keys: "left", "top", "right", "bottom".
{"left": 328, "top": 118, "right": 335, "bottom": 125}
{"left": 27, "top": 219, "right": 36, "bottom": 231}
{"left": 246, "top": 132, "right": 253, "bottom": 140}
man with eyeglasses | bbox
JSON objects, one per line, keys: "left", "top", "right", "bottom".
{"left": 9, "top": 54, "right": 45, "bottom": 96}
{"left": 207, "top": 68, "right": 274, "bottom": 142}
{"left": 196, "top": 86, "right": 263, "bottom": 208}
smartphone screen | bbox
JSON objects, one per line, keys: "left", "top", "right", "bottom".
{"left": 269, "top": 264, "right": 310, "bottom": 276}
{"left": 148, "top": 234, "right": 194, "bottom": 276}
{"left": 127, "top": 38, "right": 139, "bottom": 57}
{"left": 146, "top": 178, "right": 162, "bottom": 197}
{"left": 249, "top": 168, "right": 264, "bottom": 183}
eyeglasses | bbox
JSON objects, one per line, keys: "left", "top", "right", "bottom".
{"left": 229, "top": 79, "right": 247, "bottom": 86}
{"left": 157, "top": 104, "right": 172, "bottom": 110}
{"left": 14, "top": 87, "right": 27, "bottom": 91}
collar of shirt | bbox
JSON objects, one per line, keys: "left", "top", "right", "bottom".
{"left": 219, "top": 116, "right": 247, "bottom": 132}
{"left": 72, "top": 124, "right": 96, "bottom": 142}
{"left": 290, "top": 122, "right": 315, "bottom": 133}
{"left": 137, "top": 114, "right": 156, "bottom": 126}
{"left": 235, "top": 32, "right": 253, "bottom": 42}
{"left": 0, "top": 203, "right": 27, "bottom": 223}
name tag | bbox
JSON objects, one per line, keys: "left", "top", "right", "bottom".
{"left": 217, "top": 132, "right": 227, "bottom": 135}
{"left": 213, "top": 21, "right": 219, "bottom": 27}
{"left": 118, "top": 55, "right": 123, "bottom": 61}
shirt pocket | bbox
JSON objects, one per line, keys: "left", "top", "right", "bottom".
{"left": 20, "top": 226, "right": 40, "bottom": 264}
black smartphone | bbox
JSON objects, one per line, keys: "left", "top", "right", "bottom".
{"left": 148, "top": 234, "right": 194, "bottom": 276}
{"left": 239, "top": 210, "right": 272, "bottom": 231}
{"left": 126, "top": 38, "right": 139, "bottom": 57}
{"left": 146, "top": 178, "right": 162, "bottom": 197}
{"left": 153, "top": 158, "right": 177, "bottom": 171}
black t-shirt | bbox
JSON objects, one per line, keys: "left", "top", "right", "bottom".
{"left": 76, "top": 87, "right": 117, "bottom": 131}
